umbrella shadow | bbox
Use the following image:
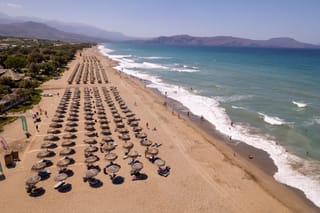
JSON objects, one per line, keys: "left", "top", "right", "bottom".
{"left": 112, "top": 176, "right": 124, "bottom": 185}
{"left": 58, "top": 183, "right": 72, "bottom": 193}
{"left": 29, "top": 187, "right": 45, "bottom": 197}
{"left": 132, "top": 173, "right": 148, "bottom": 181}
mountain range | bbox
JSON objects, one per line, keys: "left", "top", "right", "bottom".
{"left": 0, "top": 12, "right": 318, "bottom": 49}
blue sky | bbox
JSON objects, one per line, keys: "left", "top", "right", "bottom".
{"left": 0, "top": 0, "right": 319, "bottom": 44}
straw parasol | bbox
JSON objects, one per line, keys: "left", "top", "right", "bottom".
{"left": 104, "top": 152, "right": 118, "bottom": 162}
{"left": 85, "top": 169, "right": 99, "bottom": 178}
{"left": 118, "top": 128, "right": 129, "bottom": 134}
{"left": 100, "top": 124, "right": 110, "bottom": 129}
{"left": 64, "top": 127, "right": 77, "bottom": 132}
{"left": 102, "top": 144, "right": 116, "bottom": 152}
{"left": 131, "top": 161, "right": 143, "bottom": 170}
{"left": 85, "top": 111, "right": 94, "bottom": 116}
{"left": 126, "top": 112, "right": 135, "bottom": 118}
{"left": 97, "top": 110, "right": 105, "bottom": 115}
{"left": 41, "top": 142, "right": 55, "bottom": 149}
{"left": 137, "top": 132, "right": 147, "bottom": 139}
{"left": 69, "top": 112, "right": 78, "bottom": 117}
{"left": 113, "top": 113, "right": 121, "bottom": 118}
{"left": 114, "top": 118, "right": 122, "bottom": 123}
{"left": 51, "top": 117, "right": 63, "bottom": 123}
{"left": 98, "top": 115, "right": 106, "bottom": 119}
{"left": 56, "top": 109, "right": 66, "bottom": 114}
{"left": 99, "top": 119, "right": 109, "bottom": 124}
{"left": 133, "top": 126, "right": 142, "bottom": 132}
{"left": 37, "top": 150, "right": 54, "bottom": 158}
{"left": 54, "top": 173, "right": 68, "bottom": 182}
{"left": 120, "top": 134, "right": 130, "bottom": 141}
{"left": 104, "top": 163, "right": 120, "bottom": 174}
{"left": 67, "top": 116, "right": 78, "bottom": 121}
{"left": 31, "top": 161, "right": 47, "bottom": 171}
{"left": 66, "top": 122, "right": 77, "bottom": 127}
{"left": 84, "top": 132, "right": 96, "bottom": 137}
{"left": 129, "top": 121, "right": 139, "bottom": 127}
{"left": 128, "top": 150, "right": 139, "bottom": 159}
{"left": 63, "top": 133, "right": 76, "bottom": 139}
{"left": 59, "top": 147, "right": 74, "bottom": 156}
{"left": 85, "top": 120, "right": 95, "bottom": 125}
{"left": 154, "top": 159, "right": 166, "bottom": 167}
{"left": 101, "top": 130, "right": 111, "bottom": 136}
{"left": 140, "top": 139, "right": 152, "bottom": 147}
{"left": 55, "top": 113, "right": 64, "bottom": 118}
{"left": 44, "top": 135, "right": 58, "bottom": 141}
{"left": 85, "top": 115, "right": 94, "bottom": 120}
{"left": 47, "top": 128, "right": 61, "bottom": 134}
{"left": 85, "top": 125, "right": 95, "bottom": 131}
{"left": 85, "top": 155, "right": 98, "bottom": 164}
{"left": 49, "top": 123, "right": 62, "bottom": 128}
{"left": 127, "top": 117, "right": 136, "bottom": 123}
{"left": 83, "top": 137, "right": 96, "bottom": 144}
{"left": 146, "top": 147, "right": 159, "bottom": 156}
{"left": 62, "top": 140, "right": 75, "bottom": 147}
{"left": 122, "top": 141, "right": 134, "bottom": 150}
{"left": 56, "top": 158, "right": 71, "bottom": 167}
{"left": 26, "top": 175, "right": 41, "bottom": 186}
{"left": 84, "top": 145, "right": 98, "bottom": 153}
{"left": 116, "top": 122, "right": 125, "bottom": 128}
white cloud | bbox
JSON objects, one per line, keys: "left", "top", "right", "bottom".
{"left": 7, "top": 3, "right": 22, "bottom": 8}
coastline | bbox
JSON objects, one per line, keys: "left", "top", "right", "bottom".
{"left": 101, "top": 48, "right": 320, "bottom": 211}
{"left": 0, "top": 46, "right": 318, "bottom": 212}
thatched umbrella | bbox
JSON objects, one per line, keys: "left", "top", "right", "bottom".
{"left": 85, "top": 169, "right": 99, "bottom": 178}
{"left": 66, "top": 122, "right": 78, "bottom": 127}
{"left": 47, "top": 128, "right": 61, "bottom": 134}
{"left": 70, "top": 108, "right": 79, "bottom": 113}
{"left": 85, "top": 131, "right": 96, "bottom": 137}
{"left": 69, "top": 112, "right": 78, "bottom": 117}
{"left": 114, "top": 118, "right": 122, "bottom": 123}
{"left": 97, "top": 110, "right": 105, "bottom": 115}
{"left": 63, "top": 133, "right": 76, "bottom": 139}
{"left": 133, "top": 126, "right": 142, "bottom": 132}
{"left": 119, "top": 134, "right": 130, "bottom": 141}
{"left": 67, "top": 116, "right": 78, "bottom": 121}
{"left": 26, "top": 175, "right": 41, "bottom": 186}
{"left": 85, "top": 115, "right": 94, "bottom": 120}
{"left": 99, "top": 119, "right": 109, "bottom": 124}
{"left": 113, "top": 113, "right": 121, "bottom": 118}
{"left": 154, "top": 159, "right": 166, "bottom": 167}
{"left": 56, "top": 157, "right": 71, "bottom": 167}
{"left": 83, "top": 138, "right": 96, "bottom": 144}
{"left": 85, "top": 155, "right": 98, "bottom": 164}
{"left": 98, "top": 115, "right": 106, "bottom": 119}
{"left": 116, "top": 122, "right": 125, "bottom": 128}
{"left": 41, "top": 142, "right": 55, "bottom": 149}
{"left": 59, "top": 147, "right": 74, "bottom": 156}
{"left": 120, "top": 105, "right": 127, "bottom": 110}
{"left": 118, "top": 128, "right": 129, "bottom": 134}
{"left": 128, "top": 150, "right": 139, "bottom": 159}
{"left": 126, "top": 112, "right": 135, "bottom": 118}
{"left": 31, "top": 161, "right": 47, "bottom": 171}
{"left": 85, "top": 111, "right": 94, "bottom": 116}
{"left": 122, "top": 141, "right": 134, "bottom": 150}
{"left": 84, "top": 145, "right": 98, "bottom": 153}
{"left": 129, "top": 121, "right": 139, "bottom": 127}
{"left": 56, "top": 109, "right": 66, "bottom": 114}
{"left": 146, "top": 147, "right": 159, "bottom": 156}
{"left": 62, "top": 140, "right": 75, "bottom": 147}
{"left": 49, "top": 123, "right": 62, "bottom": 128}
{"left": 102, "top": 144, "right": 116, "bottom": 152}
{"left": 44, "top": 135, "right": 59, "bottom": 141}
{"left": 55, "top": 113, "right": 64, "bottom": 118}
{"left": 104, "top": 152, "right": 118, "bottom": 162}
{"left": 85, "top": 120, "right": 95, "bottom": 125}
{"left": 101, "top": 130, "right": 111, "bottom": 136}
{"left": 137, "top": 132, "right": 147, "bottom": 139}
{"left": 37, "top": 149, "right": 54, "bottom": 158}
{"left": 123, "top": 109, "right": 131, "bottom": 113}
{"left": 85, "top": 125, "right": 95, "bottom": 131}
{"left": 140, "top": 139, "right": 152, "bottom": 147}
{"left": 101, "top": 136, "right": 113, "bottom": 143}
{"left": 100, "top": 124, "right": 110, "bottom": 129}
{"left": 64, "top": 127, "right": 77, "bottom": 132}
{"left": 54, "top": 173, "right": 68, "bottom": 182}
{"left": 104, "top": 163, "right": 120, "bottom": 175}
{"left": 131, "top": 161, "right": 143, "bottom": 171}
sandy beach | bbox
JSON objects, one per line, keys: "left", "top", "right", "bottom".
{"left": 0, "top": 47, "right": 318, "bottom": 213}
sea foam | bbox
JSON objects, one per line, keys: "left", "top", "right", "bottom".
{"left": 98, "top": 44, "right": 320, "bottom": 207}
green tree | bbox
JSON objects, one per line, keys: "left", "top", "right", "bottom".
{"left": 4, "top": 56, "right": 27, "bottom": 71}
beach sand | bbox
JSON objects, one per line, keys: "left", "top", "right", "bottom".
{"left": 0, "top": 47, "right": 318, "bottom": 213}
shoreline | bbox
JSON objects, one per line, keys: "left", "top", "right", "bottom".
{"left": 0, "top": 46, "right": 318, "bottom": 212}
{"left": 102, "top": 49, "right": 320, "bottom": 211}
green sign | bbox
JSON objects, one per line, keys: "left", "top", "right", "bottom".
{"left": 20, "top": 116, "right": 28, "bottom": 132}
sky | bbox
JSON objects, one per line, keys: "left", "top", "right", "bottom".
{"left": 0, "top": 0, "right": 319, "bottom": 44}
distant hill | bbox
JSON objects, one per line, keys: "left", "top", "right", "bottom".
{"left": 0, "top": 12, "right": 133, "bottom": 41}
{"left": 143, "top": 35, "right": 319, "bottom": 49}
{"left": 0, "top": 21, "right": 104, "bottom": 42}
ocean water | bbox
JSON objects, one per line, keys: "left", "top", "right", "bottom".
{"left": 98, "top": 43, "right": 320, "bottom": 207}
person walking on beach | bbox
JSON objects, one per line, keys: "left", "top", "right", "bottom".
{"left": 35, "top": 125, "right": 39, "bottom": 132}
{"left": 146, "top": 122, "right": 149, "bottom": 129}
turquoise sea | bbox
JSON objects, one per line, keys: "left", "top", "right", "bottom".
{"left": 98, "top": 43, "right": 320, "bottom": 207}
